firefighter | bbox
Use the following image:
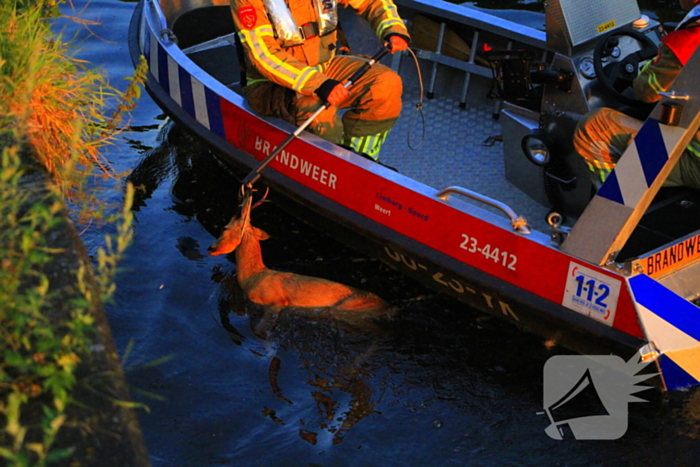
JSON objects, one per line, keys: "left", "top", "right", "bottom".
{"left": 574, "top": 0, "right": 700, "bottom": 189}
{"left": 230, "top": 0, "right": 410, "bottom": 161}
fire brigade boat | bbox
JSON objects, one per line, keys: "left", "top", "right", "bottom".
{"left": 129, "top": 0, "right": 700, "bottom": 390}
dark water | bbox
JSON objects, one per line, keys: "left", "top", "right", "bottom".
{"left": 64, "top": 1, "right": 700, "bottom": 466}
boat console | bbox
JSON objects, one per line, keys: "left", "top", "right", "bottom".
{"left": 399, "top": 0, "right": 700, "bottom": 275}
{"left": 490, "top": 0, "right": 663, "bottom": 218}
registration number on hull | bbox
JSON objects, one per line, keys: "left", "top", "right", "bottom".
{"left": 460, "top": 234, "right": 517, "bottom": 271}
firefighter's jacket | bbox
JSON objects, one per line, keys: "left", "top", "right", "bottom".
{"left": 634, "top": 5, "right": 700, "bottom": 102}
{"left": 230, "top": 0, "right": 409, "bottom": 96}
{"left": 633, "top": 5, "right": 700, "bottom": 158}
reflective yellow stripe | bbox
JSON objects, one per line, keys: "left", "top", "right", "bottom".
{"left": 240, "top": 27, "right": 298, "bottom": 85}
{"left": 239, "top": 25, "right": 275, "bottom": 39}
{"left": 246, "top": 65, "right": 326, "bottom": 91}
{"left": 314, "top": 61, "right": 329, "bottom": 74}
{"left": 375, "top": 0, "right": 403, "bottom": 36}
{"left": 377, "top": 0, "right": 401, "bottom": 22}
{"left": 688, "top": 140, "right": 700, "bottom": 158}
{"left": 240, "top": 26, "right": 320, "bottom": 91}
{"left": 345, "top": 130, "right": 390, "bottom": 159}
{"left": 583, "top": 157, "right": 615, "bottom": 184}
{"left": 377, "top": 18, "right": 405, "bottom": 37}
{"left": 245, "top": 77, "right": 270, "bottom": 86}
{"left": 585, "top": 163, "right": 612, "bottom": 183}
{"left": 294, "top": 67, "right": 317, "bottom": 90}
{"left": 640, "top": 61, "right": 664, "bottom": 94}
{"left": 586, "top": 159, "right": 616, "bottom": 170}
{"left": 594, "top": 161, "right": 615, "bottom": 169}
{"left": 348, "top": 0, "right": 404, "bottom": 38}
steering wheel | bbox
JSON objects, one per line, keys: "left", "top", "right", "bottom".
{"left": 593, "top": 28, "right": 658, "bottom": 106}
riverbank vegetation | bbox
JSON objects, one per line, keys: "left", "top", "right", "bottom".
{"left": 1, "top": 1, "right": 144, "bottom": 465}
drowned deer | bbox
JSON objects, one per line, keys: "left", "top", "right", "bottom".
{"left": 208, "top": 191, "right": 389, "bottom": 317}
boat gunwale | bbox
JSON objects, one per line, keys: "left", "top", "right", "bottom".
{"left": 396, "top": 0, "right": 547, "bottom": 49}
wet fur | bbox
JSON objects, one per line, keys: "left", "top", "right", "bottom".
{"left": 208, "top": 204, "right": 389, "bottom": 319}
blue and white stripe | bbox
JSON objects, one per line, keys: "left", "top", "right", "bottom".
{"left": 597, "top": 119, "right": 686, "bottom": 207}
{"left": 630, "top": 274, "right": 700, "bottom": 390}
{"left": 142, "top": 27, "right": 226, "bottom": 139}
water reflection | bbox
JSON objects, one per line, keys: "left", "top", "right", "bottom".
{"left": 215, "top": 270, "right": 392, "bottom": 447}
{"left": 127, "top": 122, "right": 240, "bottom": 231}
{"left": 126, "top": 120, "right": 411, "bottom": 448}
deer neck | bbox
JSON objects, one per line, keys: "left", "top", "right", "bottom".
{"left": 234, "top": 226, "right": 267, "bottom": 283}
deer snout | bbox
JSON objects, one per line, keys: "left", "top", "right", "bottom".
{"left": 207, "top": 239, "right": 229, "bottom": 256}
{"left": 207, "top": 243, "right": 220, "bottom": 256}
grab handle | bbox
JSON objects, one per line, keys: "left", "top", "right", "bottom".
{"left": 437, "top": 186, "right": 530, "bottom": 234}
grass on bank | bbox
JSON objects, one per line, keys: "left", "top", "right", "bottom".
{"left": 0, "top": 1, "right": 145, "bottom": 465}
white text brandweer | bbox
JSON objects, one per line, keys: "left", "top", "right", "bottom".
{"left": 255, "top": 136, "right": 337, "bottom": 189}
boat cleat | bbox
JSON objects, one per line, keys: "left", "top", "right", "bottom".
{"left": 482, "top": 134, "right": 503, "bottom": 147}
{"left": 546, "top": 212, "right": 569, "bottom": 246}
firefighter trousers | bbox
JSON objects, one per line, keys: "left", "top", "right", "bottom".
{"left": 574, "top": 107, "right": 700, "bottom": 189}
{"left": 244, "top": 54, "right": 403, "bottom": 160}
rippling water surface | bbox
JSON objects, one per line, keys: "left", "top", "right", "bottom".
{"left": 65, "top": 1, "right": 700, "bottom": 465}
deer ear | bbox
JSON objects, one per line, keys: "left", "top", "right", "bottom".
{"left": 252, "top": 226, "right": 270, "bottom": 240}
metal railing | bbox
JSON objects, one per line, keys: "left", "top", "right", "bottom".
{"left": 437, "top": 186, "right": 531, "bottom": 234}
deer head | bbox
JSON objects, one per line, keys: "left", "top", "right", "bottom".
{"left": 207, "top": 189, "right": 269, "bottom": 256}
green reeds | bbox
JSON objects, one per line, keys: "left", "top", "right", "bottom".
{"left": 1, "top": 1, "right": 143, "bottom": 465}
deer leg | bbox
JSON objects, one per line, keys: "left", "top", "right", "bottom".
{"left": 268, "top": 355, "right": 292, "bottom": 404}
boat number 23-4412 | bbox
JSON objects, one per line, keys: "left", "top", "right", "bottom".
{"left": 460, "top": 234, "right": 517, "bottom": 271}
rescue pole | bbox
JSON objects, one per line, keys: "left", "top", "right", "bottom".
{"left": 239, "top": 44, "right": 392, "bottom": 190}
